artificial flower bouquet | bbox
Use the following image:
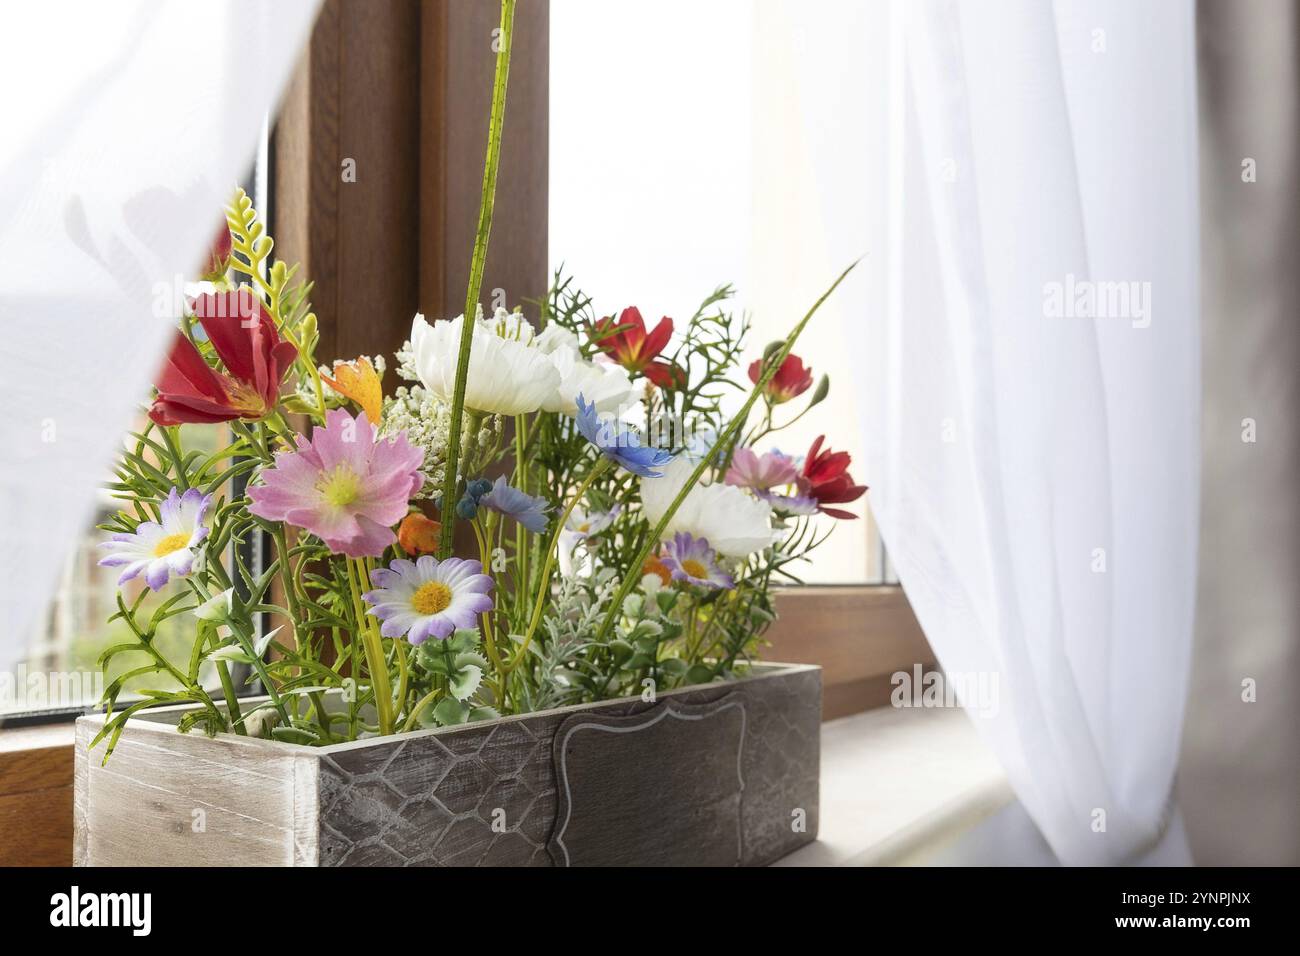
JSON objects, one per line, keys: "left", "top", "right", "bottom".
{"left": 90, "top": 189, "right": 863, "bottom": 757}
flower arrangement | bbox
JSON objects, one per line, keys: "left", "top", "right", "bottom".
{"left": 90, "top": 0, "right": 864, "bottom": 757}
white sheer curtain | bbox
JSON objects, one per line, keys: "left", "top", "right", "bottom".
{"left": 851, "top": 0, "right": 1200, "bottom": 865}
{"left": 0, "top": 1, "right": 320, "bottom": 673}
{"left": 762, "top": 0, "right": 1199, "bottom": 865}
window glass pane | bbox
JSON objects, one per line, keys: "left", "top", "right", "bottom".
{"left": 549, "top": 0, "right": 884, "bottom": 583}
{"left": 4, "top": 421, "right": 229, "bottom": 716}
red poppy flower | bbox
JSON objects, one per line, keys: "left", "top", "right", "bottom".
{"left": 800, "top": 435, "right": 867, "bottom": 519}
{"left": 149, "top": 290, "right": 298, "bottom": 426}
{"left": 748, "top": 353, "right": 814, "bottom": 404}
{"left": 591, "top": 306, "right": 682, "bottom": 389}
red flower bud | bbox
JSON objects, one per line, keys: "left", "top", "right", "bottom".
{"left": 748, "top": 353, "right": 813, "bottom": 404}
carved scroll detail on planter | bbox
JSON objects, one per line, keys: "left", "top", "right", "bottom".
{"left": 549, "top": 695, "right": 747, "bottom": 867}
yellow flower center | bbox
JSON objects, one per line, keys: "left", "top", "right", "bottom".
{"left": 681, "top": 559, "right": 709, "bottom": 580}
{"left": 223, "top": 380, "right": 269, "bottom": 418}
{"left": 153, "top": 532, "right": 191, "bottom": 557}
{"left": 317, "top": 466, "right": 362, "bottom": 508}
{"left": 411, "top": 580, "right": 453, "bottom": 616}
{"left": 577, "top": 522, "right": 591, "bottom": 533}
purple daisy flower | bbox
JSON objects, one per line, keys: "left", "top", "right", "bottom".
{"left": 98, "top": 487, "right": 211, "bottom": 590}
{"left": 575, "top": 393, "right": 674, "bottom": 478}
{"left": 660, "top": 532, "right": 734, "bottom": 590}
{"left": 362, "top": 556, "right": 494, "bottom": 644}
{"left": 477, "top": 475, "right": 551, "bottom": 533}
{"left": 564, "top": 502, "right": 621, "bottom": 540}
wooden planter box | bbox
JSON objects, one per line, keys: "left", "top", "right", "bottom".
{"left": 74, "top": 663, "right": 821, "bottom": 866}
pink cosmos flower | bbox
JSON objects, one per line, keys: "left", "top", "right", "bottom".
{"left": 248, "top": 409, "right": 424, "bottom": 557}
{"left": 725, "top": 447, "right": 800, "bottom": 491}
{"left": 725, "top": 447, "right": 819, "bottom": 515}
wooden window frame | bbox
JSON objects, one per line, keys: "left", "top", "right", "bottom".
{"left": 767, "top": 587, "right": 932, "bottom": 720}
{"left": 0, "top": 0, "right": 934, "bottom": 863}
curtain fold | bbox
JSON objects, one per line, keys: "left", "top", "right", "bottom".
{"left": 0, "top": 0, "right": 321, "bottom": 673}
{"left": 858, "top": 0, "right": 1200, "bottom": 864}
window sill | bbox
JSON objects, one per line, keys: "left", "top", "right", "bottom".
{"left": 767, "top": 586, "right": 936, "bottom": 719}
{"left": 0, "top": 708, "right": 1008, "bottom": 868}
{"left": 0, "top": 722, "right": 76, "bottom": 866}
{"left": 774, "top": 705, "right": 1012, "bottom": 866}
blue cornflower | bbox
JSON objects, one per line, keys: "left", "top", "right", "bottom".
{"left": 574, "top": 394, "right": 674, "bottom": 478}
{"left": 478, "top": 476, "right": 551, "bottom": 533}
{"left": 443, "top": 478, "right": 494, "bottom": 520}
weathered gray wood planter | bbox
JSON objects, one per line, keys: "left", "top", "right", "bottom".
{"left": 74, "top": 662, "right": 820, "bottom": 866}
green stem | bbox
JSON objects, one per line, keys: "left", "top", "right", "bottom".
{"left": 270, "top": 525, "right": 302, "bottom": 652}
{"left": 505, "top": 458, "right": 611, "bottom": 673}
{"left": 402, "top": 688, "right": 443, "bottom": 733}
{"left": 161, "top": 426, "right": 190, "bottom": 490}
{"left": 213, "top": 656, "right": 244, "bottom": 733}
{"left": 591, "top": 260, "right": 859, "bottom": 647}
{"left": 348, "top": 557, "right": 394, "bottom": 735}
{"left": 513, "top": 413, "right": 530, "bottom": 621}
{"left": 437, "top": 0, "right": 518, "bottom": 559}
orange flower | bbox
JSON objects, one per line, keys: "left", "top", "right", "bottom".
{"left": 397, "top": 512, "right": 442, "bottom": 554}
{"left": 641, "top": 554, "right": 672, "bottom": 587}
{"left": 321, "top": 356, "right": 384, "bottom": 426}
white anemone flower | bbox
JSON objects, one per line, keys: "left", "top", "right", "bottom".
{"left": 543, "top": 346, "right": 640, "bottom": 417}
{"left": 411, "top": 311, "right": 559, "bottom": 416}
{"left": 533, "top": 323, "right": 577, "bottom": 354}
{"left": 481, "top": 306, "right": 536, "bottom": 344}
{"left": 639, "top": 459, "right": 775, "bottom": 558}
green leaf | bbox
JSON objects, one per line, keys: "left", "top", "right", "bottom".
{"left": 630, "top": 619, "right": 663, "bottom": 641}
{"left": 447, "top": 628, "right": 481, "bottom": 654}
{"left": 685, "top": 664, "right": 716, "bottom": 686}
{"left": 448, "top": 664, "right": 483, "bottom": 702}
{"left": 281, "top": 395, "right": 321, "bottom": 416}
{"left": 608, "top": 639, "right": 634, "bottom": 666}
{"left": 96, "top": 642, "right": 144, "bottom": 669}
{"left": 433, "top": 696, "right": 470, "bottom": 726}
{"left": 658, "top": 621, "right": 684, "bottom": 642}
{"left": 270, "top": 726, "right": 319, "bottom": 745}
{"left": 417, "top": 643, "right": 450, "bottom": 674}
{"left": 469, "top": 706, "right": 501, "bottom": 722}
{"left": 453, "top": 651, "right": 489, "bottom": 672}
{"left": 659, "top": 657, "right": 688, "bottom": 677}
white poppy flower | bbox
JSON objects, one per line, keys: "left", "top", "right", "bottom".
{"left": 639, "top": 459, "right": 775, "bottom": 558}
